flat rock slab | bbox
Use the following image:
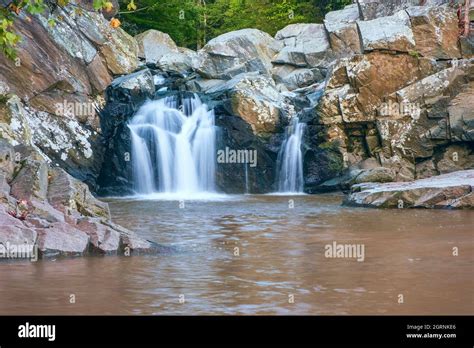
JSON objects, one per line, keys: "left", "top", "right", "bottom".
{"left": 345, "top": 170, "right": 474, "bottom": 209}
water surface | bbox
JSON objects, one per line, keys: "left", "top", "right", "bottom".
{"left": 0, "top": 194, "right": 472, "bottom": 315}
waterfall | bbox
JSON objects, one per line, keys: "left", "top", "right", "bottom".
{"left": 128, "top": 94, "right": 216, "bottom": 196}
{"left": 276, "top": 117, "right": 306, "bottom": 193}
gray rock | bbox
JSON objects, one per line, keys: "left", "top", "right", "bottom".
{"left": 207, "top": 73, "right": 285, "bottom": 134}
{"left": 357, "top": 10, "right": 415, "bottom": 52}
{"left": 36, "top": 8, "right": 97, "bottom": 64}
{"left": 196, "top": 29, "right": 282, "bottom": 79}
{"left": 110, "top": 69, "right": 155, "bottom": 98}
{"left": 345, "top": 169, "right": 474, "bottom": 209}
{"left": 135, "top": 29, "right": 179, "bottom": 63}
{"left": 273, "top": 24, "right": 331, "bottom": 68}
{"left": 47, "top": 167, "right": 110, "bottom": 220}
{"left": 10, "top": 158, "right": 49, "bottom": 202}
{"left": 358, "top": 0, "right": 420, "bottom": 20}
{"left": 324, "top": 4, "right": 362, "bottom": 56}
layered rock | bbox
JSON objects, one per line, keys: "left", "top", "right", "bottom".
{"left": 0, "top": 140, "right": 163, "bottom": 260}
{"left": 345, "top": 169, "right": 474, "bottom": 209}
{"left": 0, "top": 0, "right": 139, "bottom": 189}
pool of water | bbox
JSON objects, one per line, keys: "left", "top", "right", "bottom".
{"left": 0, "top": 193, "right": 472, "bottom": 315}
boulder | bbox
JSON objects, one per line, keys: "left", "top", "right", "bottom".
{"left": 273, "top": 24, "right": 331, "bottom": 68}
{"left": 407, "top": 5, "right": 461, "bottom": 59}
{"left": 196, "top": 29, "right": 282, "bottom": 79}
{"left": 324, "top": 4, "right": 362, "bottom": 56}
{"left": 272, "top": 65, "right": 324, "bottom": 91}
{"left": 354, "top": 167, "right": 396, "bottom": 184}
{"left": 0, "top": 205, "right": 37, "bottom": 247}
{"left": 158, "top": 48, "right": 198, "bottom": 73}
{"left": 357, "top": 10, "right": 416, "bottom": 53}
{"left": 10, "top": 158, "right": 49, "bottom": 201}
{"left": 47, "top": 167, "right": 110, "bottom": 219}
{"left": 76, "top": 218, "right": 121, "bottom": 255}
{"left": 357, "top": 0, "right": 420, "bottom": 20}
{"left": 207, "top": 73, "right": 284, "bottom": 134}
{"left": 135, "top": 29, "right": 179, "bottom": 63}
{"left": 345, "top": 169, "right": 474, "bottom": 209}
{"left": 109, "top": 69, "right": 156, "bottom": 101}
{"left": 36, "top": 222, "right": 90, "bottom": 258}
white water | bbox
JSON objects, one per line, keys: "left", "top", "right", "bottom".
{"left": 128, "top": 95, "right": 216, "bottom": 196}
{"left": 276, "top": 117, "right": 306, "bottom": 193}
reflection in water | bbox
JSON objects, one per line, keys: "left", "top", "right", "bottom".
{"left": 0, "top": 194, "right": 472, "bottom": 315}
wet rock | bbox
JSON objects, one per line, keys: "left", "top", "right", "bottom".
{"left": 345, "top": 169, "right": 474, "bottom": 209}
{"left": 207, "top": 73, "right": 284, "bottom": 134}
{"left": 135, "top": 29, "right": 179, "bottom": 63}
{"left": 108, "top": 69, "right": 155, "bottom": 102}
{"left": 0, "top": 139, "right": 15, "bottom": 181}
{"left": 36, "top": 222, "right": 90, "bottom": 258}
{"left": 357, "top": 10, "right": 415, "bottom": 53}
{"left": 273, "top": 24, "right": 330, "bottom": 68}
{"left": 197, "top": 29, "right": 282, "bottom": 79}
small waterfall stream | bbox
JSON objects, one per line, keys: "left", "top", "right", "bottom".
{"left": 276, "top": 117, "right": 306, "bottom": 193}
{"left": 128, "top": 94, "right": 216, "bottom": 196}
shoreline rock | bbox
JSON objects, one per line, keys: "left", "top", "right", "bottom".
{"left": 344, "top": 170, "right": 474, "bottom": 209}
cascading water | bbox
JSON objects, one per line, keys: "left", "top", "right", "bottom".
{"left": 276, "top": 117, "right": 306, "bottom": 193}
{"left": 128, "top": 94, "right": 216, "bottom": 196}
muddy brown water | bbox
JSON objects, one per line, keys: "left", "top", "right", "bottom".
{"left": 0, "top": 193, "right": 472, "bottom": 315}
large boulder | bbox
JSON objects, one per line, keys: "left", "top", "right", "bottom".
{"left": 135, "top": 29, "right": 179, "bottom": 64}
{"left": 345, "top": 169, "right": 474, "bottom": 209}
{"left": 47, "top": 167, "right": 110, "bottom": 220}
{"left": 273, "top": 24, "right": 331, "bottom": 68}
{"left": 196, "top": 29, "right": 283, "bottom": 79}
{"left": 207, "top": 73, "right": 286, "bottom": 134}
{"left": 357, "top": 10, "right": 415, "bottom": 53}
{"left": 407, "top": 5, "right": 461, "bottom": 59}
{"left": 356, "top": 0, "right": 447, "bottom": 20}
{"left": 36, "top": 222, "right": 90, "bottom": 258}
{"left": 324, "top": 4, "right": 362, "bottom": 56}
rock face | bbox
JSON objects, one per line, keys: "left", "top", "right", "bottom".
{"left": 0, "top": 140, "right": 162, "bottom": 260}
{"left": 0, "top": 0, "right": 139, "bottom": 189}
{"left": 314, "top": 0, "right": 474, "bottom": 194}
{"left": 345, "top": 170, "right": 474, "bottom": 209}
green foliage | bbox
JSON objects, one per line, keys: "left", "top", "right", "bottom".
{"left": 119, "top": 0, "right": 351, "bottom": 49}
